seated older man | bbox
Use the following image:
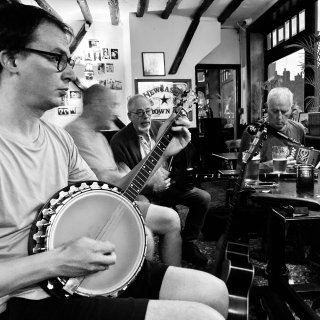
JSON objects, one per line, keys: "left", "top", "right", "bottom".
{"left": 238, "top": 87, "right": 305, "bottom": 169}
{"left": 111, "top": 94, "right": 211, "bottom": 267}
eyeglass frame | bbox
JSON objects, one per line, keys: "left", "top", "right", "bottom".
{"left": 19, "top": 48, "right": 75, "bottom": 72}
{"left": 128, "top": 109, "right": 153, "bottom": 117}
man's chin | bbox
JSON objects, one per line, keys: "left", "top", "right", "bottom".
{"left": 139, "top": 124, "right": 150, "bottom": 131}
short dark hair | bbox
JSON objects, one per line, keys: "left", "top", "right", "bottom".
{"left": 0, "top": 3, "right": 73, "bottom": 72}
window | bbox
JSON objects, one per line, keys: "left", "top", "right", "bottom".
{"left": 267, "top": 33, "right": 272, "bottom": 50}
{"left": 291, "top": 15, "right": 297, "bottom": 36}
{"left": 278, "top": 26, "right": 284, "bottom": 43}
{"left": 268, "top": 49, "right": 305, "bottom": 110}
{"left": 285, "top": 21, "right": 290, "bottom": 40}
{"left": 299, "top": 10, "right": 305, "bottom": 32}
{"left": 267, "top": 11, "right": 307, "bottom": 50}
{"left": 272, "top": 29, "right": 277, "bottom": 47}
{"left": 317, "top": 0, "right": 320, "bottom": 34}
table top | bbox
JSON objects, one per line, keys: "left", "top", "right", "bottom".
{"left": 249, "top": 172, "right": 320, "bottom": 220}
{"left": 212, "top": 152, "right": 239, "bottom": 160}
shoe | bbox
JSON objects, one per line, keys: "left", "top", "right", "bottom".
{"left": 307, "top": 249, "right": 320, "bottom": 268}
{"left": 182, "top": 241, "right": 208, "bottom": 267}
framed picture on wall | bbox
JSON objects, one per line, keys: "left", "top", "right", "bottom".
{"left": 134, "top": 79, "right": 196, "bottom": 128}
{"left": 298, "top": 112, "right": 309, "bottom": 132}
{"left": 141, "top": 52, "right": 165, "bottom": 76}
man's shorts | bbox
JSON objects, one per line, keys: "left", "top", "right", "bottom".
{"left": 4, "top": 260, "right": 168, "bottom": 320}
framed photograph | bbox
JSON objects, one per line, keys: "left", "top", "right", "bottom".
{"left": 142, "top": 52, "right": 165, "bottom": 76}
{"left": 298, "top": 112, "right": 308, "bottom": 125}
{"left": 134, "top": 79, "right": 196, "bottom": 128}
{"left": 69, "top": 91, "right": 82, "bottom": 99}
{"left": 298, "top": 112, "right": 309, "bottom": 132}
{"left": 111, "top": 49, "right": 118, "bottom": 60}
{"left": 57, "top": 107, "right": 69, "bottom": 116}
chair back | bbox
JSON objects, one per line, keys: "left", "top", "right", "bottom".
{"left": 225, "top": 139, "right": 241, "bottom": 152}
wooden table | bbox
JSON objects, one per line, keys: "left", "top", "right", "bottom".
{"left": 250, "top": 178, "right": 320, "bottom": 320}
{"left": 212, "top": 152, "right": 239, "bottom": 169}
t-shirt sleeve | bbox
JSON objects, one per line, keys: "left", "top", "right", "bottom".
{"left": 68, "top": 126, "right": 119, "bottom": 181}
{"left": 64, "top": 131, "right": 97, "bottom": 183}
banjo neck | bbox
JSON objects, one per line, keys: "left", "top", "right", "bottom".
{"left": 122, "top": 122, "right": 174, "bottom": 202}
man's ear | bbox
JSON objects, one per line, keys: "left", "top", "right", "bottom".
{"left": 0, "top": 50, "right": 18, "bottom": 72}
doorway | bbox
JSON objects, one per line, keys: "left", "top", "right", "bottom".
{"left": 195, "top": 64, "right": 242, "bottom": 171}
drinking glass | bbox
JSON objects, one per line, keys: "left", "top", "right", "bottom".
{"left": 272, "top": 146, "right": 289, "bottom": 173}
{"left": 244, "top": 153, "right": 260, "bottom": 185}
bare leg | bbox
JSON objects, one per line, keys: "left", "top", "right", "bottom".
{"left": 146, "top": 300, "right": 225, "bottom": 320}
{"left": 145, "top": 205, "right": 182, "bottom": 266}
{"left": 145, "top": 227, "right": 155, "bottom": 260}
{"left": 150, "top": 266, "right": 229, "bottom": 319}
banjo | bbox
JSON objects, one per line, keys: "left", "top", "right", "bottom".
{"left": 28, "top": 89, "right": 197, "bottom": 299}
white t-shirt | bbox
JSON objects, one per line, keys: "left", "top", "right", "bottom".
{"left": 0, "top": 120, "right": 95, "bottom": 312}
{"left": 65, "top": 118, "right": 119, "bottom": 179}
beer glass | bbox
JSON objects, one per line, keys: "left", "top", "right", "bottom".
{"left": 244, "top": 153, "right": 260, "bottom": 185}
{"left": 272, "top": 146, "right": 289, "bottom": 173}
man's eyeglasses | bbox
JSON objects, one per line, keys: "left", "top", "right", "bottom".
{"left": 129, "top": 109, "right": 152, "bottom": 117}
{"left": 20, "top": 48, "right": 75, "bottom": 72}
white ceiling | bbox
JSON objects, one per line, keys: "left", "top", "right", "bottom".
{"left": 21, "top": 0, "right": 279, "bottom": 28}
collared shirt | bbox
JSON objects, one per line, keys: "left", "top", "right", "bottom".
{"left": 138, "top": 133, "right": 155, "bottom": 159}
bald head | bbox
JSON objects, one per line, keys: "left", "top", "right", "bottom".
{"left": 267, "top": 87, "right": 293, "bottom": 131}
{"left": 127, "top": 94, "right": 150, "bottom": 113}
{"left": 81, "top": 84, "right": 120, "bottom": 127}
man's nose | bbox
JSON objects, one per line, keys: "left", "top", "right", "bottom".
{"left": 63, "top": 65, "right": 77, "bottom": 82}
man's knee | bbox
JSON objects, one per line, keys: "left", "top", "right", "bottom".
{"left": 205, "top": 276, "right": 229, "bottom": 310}
{"left": 146, "top": 300, "right": 225, "bottom": 320}
{"left": 197, "top": 188, "right": 211, "bottom": 204}
{"left": 162, "top": 207, "right": 181, "bottom": 232}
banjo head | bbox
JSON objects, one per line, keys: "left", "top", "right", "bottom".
{"left": 29, "top": 181, "right": 147, "bottom": 298}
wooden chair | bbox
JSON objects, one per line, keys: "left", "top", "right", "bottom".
{"left": 225, "top": 139, "right": 241, "bottom": 152}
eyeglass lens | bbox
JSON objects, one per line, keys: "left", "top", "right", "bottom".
{"left": 58, "top": 56, "right": 75, "bottom": 71}
{"left": 136, "top": 109, "right": 152, "bottom": 117}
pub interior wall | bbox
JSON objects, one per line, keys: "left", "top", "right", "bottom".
{"left": 129, "top": 13, "right": 222, "bottom": 93}
{"left": 42, "top": 14, "right": 241, "bottom": 128}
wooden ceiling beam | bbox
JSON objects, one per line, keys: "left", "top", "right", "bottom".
{"left": 107, "top": 0, "right": 119, "bottom": 26}
{"left": 70, "top": 23, "right": 90, "bottom": 54}
{"left": 193, "top": 0, "right": 215, "bottom": 19}
{"left": 169, "top": 0, "right": 215, "bottom": 74}
{"left": 77, "top": 0, "right": 93, "bottom": 25}
{"left": 218, "top": 0, "right": 245, "bottom": 25}
{"left": 0, "top": 0, "right": 21, "bottom": 4}
{"left": 169, "top": 19, "right": 200, "bottom": 74}
{"left": 136, "top": 0, "right": 149, "bottom": 18}
{"left": 69, "top": 0, "right": 93, "bottom": 54}
{"left": 161, "top": 0, "right": 179, "bottom": 19}
{"left": 34, "top": 0, "right": 62, "bottom": 20}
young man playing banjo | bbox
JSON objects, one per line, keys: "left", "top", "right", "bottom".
{"left": 0, "top": 3, "right": 228, "bottom": 320}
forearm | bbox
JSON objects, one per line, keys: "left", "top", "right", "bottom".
{"left": 0, "top": 250, "right": 58, "bottom": 297}
{"left": 116, "top": 156, "right": 166, "bottom": 190}
{"left": 96, "top": 168, "right": 125, "bottom": 186}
